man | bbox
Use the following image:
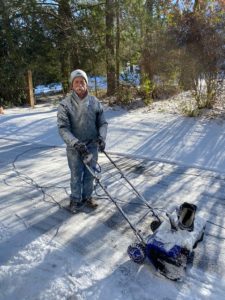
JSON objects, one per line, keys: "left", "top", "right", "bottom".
{"left": 57, "top": 69, "right": 108, "bottom": 212}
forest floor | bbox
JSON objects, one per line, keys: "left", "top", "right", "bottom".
{"left": 35, "top": 80, "right": 225, "bottom": 122}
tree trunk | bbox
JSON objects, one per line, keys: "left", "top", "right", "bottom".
{"left": 58, "top": 0, "right": 73, "bottom": 93}
{"left": 106, "top": 0, "right": 116, "bottom": 96}
{"left": 116, "top": 0, "right": 120, "bottom": 90}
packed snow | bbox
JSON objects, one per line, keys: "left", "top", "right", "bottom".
{"left": 1, "top": 99, "right": 225, "bottom": 300}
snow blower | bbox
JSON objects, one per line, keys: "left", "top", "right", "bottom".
{"left": 82, "top": 148, "right": 206, "bottom": 281}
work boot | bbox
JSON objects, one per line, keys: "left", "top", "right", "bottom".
{"left": 83, "top": 197, "right": 98, "bottom": 209}
{"left": 69, "top": 200, "right": 84, "bottom": 213}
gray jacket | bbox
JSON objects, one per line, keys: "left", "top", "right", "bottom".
{"left": 57, "top": 91, "right": 108, "bottom": 147}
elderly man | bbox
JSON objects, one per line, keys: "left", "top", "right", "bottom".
{"left": 57, "top": 69, "right": 108, "bottom": 212}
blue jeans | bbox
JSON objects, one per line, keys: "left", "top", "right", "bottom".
{"left": 67, "top": 145, "right": 98, "bottom": 203}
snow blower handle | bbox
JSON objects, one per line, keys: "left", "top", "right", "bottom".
{"left": 102, "top": 150, "right": 161, "bottom": 223}
{"left": 96, "top": 137, "right": 106, "bottom": 152}
{"left": 74, "top": 141, "right": 93, "bottom": 164}
{"left": 84, "top": 160, "right": 146, "bottom": 244}
{"left": 80, "top": 144, "right": 146, "bottom": 244}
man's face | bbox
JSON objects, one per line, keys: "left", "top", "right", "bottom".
{"left": 72, "top": 77, "right": 87, "bottom": 98}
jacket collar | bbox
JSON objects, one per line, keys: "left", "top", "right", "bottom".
{"left": 72, "top": 90, "right": 89, "bottom": 104}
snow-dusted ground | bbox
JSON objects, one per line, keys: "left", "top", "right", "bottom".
{"left": 1, "top": 101, "right": 225, "bottom": 300}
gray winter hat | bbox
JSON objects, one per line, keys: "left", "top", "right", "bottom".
{"left": 70, "top": 69, "right": 88, "bottom": 85}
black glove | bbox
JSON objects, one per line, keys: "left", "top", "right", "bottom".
{"left": 74, "top": 141, "right": 88, "bottom": 155}
{"left": 97, "top": 137, "right": 106, "bottom": 152}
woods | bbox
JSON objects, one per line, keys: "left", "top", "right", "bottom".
{"left": 0, "top": 0, "right": 224, "bottom": 107}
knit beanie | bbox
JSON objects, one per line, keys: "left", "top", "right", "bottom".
{"left": 70, "top": 69, "right": 88, "bottom": 85}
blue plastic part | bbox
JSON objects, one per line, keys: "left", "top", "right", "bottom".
{"left": 146, "top": 238, "right": 183, "bottom": 268}
{"left": 127, "top": 243, "right": 146, "bottom": 264}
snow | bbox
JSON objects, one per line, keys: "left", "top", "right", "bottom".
{"left": 1, "top": 101, "right": 225, "bottom": 299}
{"left": 151, "top": 213, "right": 205, "bottom": 251}
{"left": 34, "top": 83, "right": 63, "bottom": 96}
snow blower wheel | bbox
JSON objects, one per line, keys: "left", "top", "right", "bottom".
{"left": 127, "top": 243, "right": 146, "bottom": 264}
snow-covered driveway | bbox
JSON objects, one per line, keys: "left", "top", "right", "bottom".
{"left": 0, "top": 104, "right": 225, "bottom": 299}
